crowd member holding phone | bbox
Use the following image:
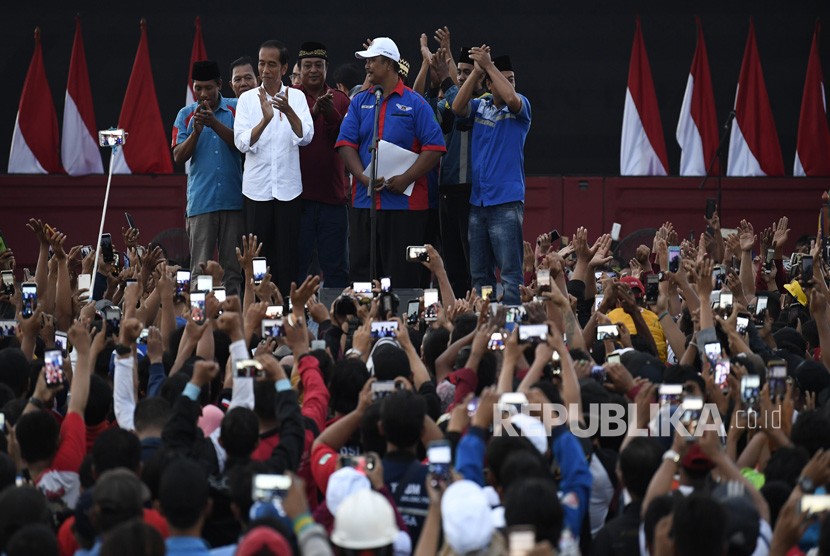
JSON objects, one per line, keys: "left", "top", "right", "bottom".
{"left": 294, "top": 42, "right": 351, "bottom": 288}
{"left": 336, "top": 37, "right": 445, "bottom": 287}
{"left": 234, "top": 39, "right": 314, "bottom": 298}
{"left": 172, "top": 60, "right": 245, "bottom": 297}
{"left": 452, "top": 48, "right": 531, "bottom": 305}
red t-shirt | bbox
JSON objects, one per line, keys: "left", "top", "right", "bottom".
{"left": 36, "top": 411, "right": 86, "bottom": 509}
{"left": 57, "top": 508, "right": 169, "bottom": 556}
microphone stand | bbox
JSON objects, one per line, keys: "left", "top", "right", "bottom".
{"left": 699, "top": 110, "right": 736, "bottom": 216}
{"left": 368, "top": 87, "right": 383, "bottom": 281}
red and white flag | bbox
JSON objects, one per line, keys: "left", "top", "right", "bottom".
{"left": 621, "top": 17, "right": 669, "bottom": 175}
{"left": 794, "top": 22, "right": 830, "bottom": 176}
{"left": 186, "top": 16, "right": 208, "bottom": 106}
{"left": 8, "top": 27, "right": 63, "bottom": 174}
{"left": 727, "top": 19, "right": 784, "bottom": 176}
{"left": 676, "top": 17, "right": 720, "bottom": 176}
{"left": 112, "top": 19, "right": 173, "bottom": 174}
{"left": 62, "top": 16, "right": 103, "bottom": 176}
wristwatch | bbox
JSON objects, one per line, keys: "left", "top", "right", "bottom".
{"left": 113, "top": 343, "right": 132, "bottom": 356}
{"left": 345, "top": 348, "right": 362, "bottom": 359}
{"left": 797, "top": 475, "right": 815, "bottom": 494}
{"left": 662, "top": 449, "right": 680, "bottom": 465}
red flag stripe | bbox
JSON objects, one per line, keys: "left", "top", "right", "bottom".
{"left": 795, "top": 22, "right": 830, "bottom": 176}
{"left": 67, "top": 17, "right": 97, "bottom": 141}
{"left": 689, "top": 17, "right": 720, "bottom": 175}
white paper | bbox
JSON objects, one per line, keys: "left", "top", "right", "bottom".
{"left": 364, "top": 139, "right": 419, "bottom": 196}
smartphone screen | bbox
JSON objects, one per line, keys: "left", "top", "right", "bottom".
{"left": 518, "top": 324, "right": 548, "bottom": 342}
{"left": 44, "top": 349, "right": 65, "bottom": 387}
{"left": 22, "top": 283, "right": 37, "bottom": 318}
{"left": 252, "top": 258, "right": 267, "bottom": 284}
{"left": 481, "top": 285, "right": 494, "bottom": 301}
{"left": 741, "top": 376, "right": 760, "bottom": 406}
{"left": 755, "top": 296, "right": 768, "bottom": 320}
{"left": 767, "top": 361, "right": 787, "bottom": 399}
{"left": 714, "top": 359, "right": 731, "bottom": 389}
{"left": 594, "top": 294, "right": 604, "bottom": 312}
{"left": 611, "top": 222, "right": 622, "bottom": 242}
{"left": 703, "top": 342, "right": 722, "bottom": 364}
{"left": 658, "top": 384, "right": 683, "bottom": 406}
{"left": 719, "top": 292, "right": 733, "bottom": 311}
{"left": 406, "top": 245, "right": 428, "bottom": 262}
{"left": 646, "top": 274, "right": 659, "bottom": 302}
{"left": 380, "top": 277, "right": 391, "bottom": 292}
{"left": 261, "top": 318, "right": 285, "bottom": 339}
{"left": 104, "top": 306, "right": 122, "bottom": 336}
{"left": 427, "top": 440, "right": 452, "bottom": 485}
{"left": 371, "top": 321, "right": 398, "bottom": 339}
{"left": 407, "top": 299, "right": 420, "bottom": 323}
{"left": 176, "top": 270, "right": 191, "bottom": 296}
{"left": 196, "top": 275, "right": 213, "bottom": 292}
{"left": 54, "top": 331, "right": 68, "bottom": 354}
{"left": 212, "top": 287, "right": 226, "bottom": 303}
{"left": 190, "top": 292, "right": 206, "bottom": 324}
{"left": 668, "top": 246, "right": 681, "bottom": 273}
{"left": 597, "top": 324, "right": 620, "bottom": 341}
{"left": 424, "top": 289, "right": 439, "bottom": 307}
{"left": 705, "top": 198, "right": 717, "bottom": 219}
{"left": 77, "top": 273, "right": 92, "bottom": 295}
{"left": 265, "top": 305, "right": 283, "bottom": 318}
{"left": 124, "top": 212, "right": 136, "bottom": 229}
{"left": 251, "top": 474, "right": 291, "bottom": 502}
{"left": 488, "top": 332, "right": 505, "bottom": 351}
{"left": 100, "top": 233, "right": 114, "bottom": 263}
{"left": 371, "top": 381, "right": 398, "bottom": 400}
{"left": 801, "top": 256, "right": 814, "bottom": 280}
{"left": 736, "top": 314, "right": 750, "bottom": 334}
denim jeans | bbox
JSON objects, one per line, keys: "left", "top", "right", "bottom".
{"left": 297, "top": 200, "right": 349, "bottom": 288}
{"left": 468, "top": 201, "right": 524, "bottom": 305}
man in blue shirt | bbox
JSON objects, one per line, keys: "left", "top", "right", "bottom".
{"left": 452, "top": 48, "right": 531, "bottom": 305}
{"left": 160, "top": 459, "right": 212, "bottom": 555}
{"left": 172, "top": 61, "right": 244, "bottom": 295}
{"left": 336, "top": 37, "right": 445, "bottom": 287}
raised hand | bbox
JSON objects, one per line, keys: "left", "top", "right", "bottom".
{"left": 738, "top": 220, "right": 756, "bottom": 252}
{"left": 771, "top": 216, "right": 790, "bottom": 251}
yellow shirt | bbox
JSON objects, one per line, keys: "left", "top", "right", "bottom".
{"left": 607, "top": 307, "right": 668, "bottom": 362}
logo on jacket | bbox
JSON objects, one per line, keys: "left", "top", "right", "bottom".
{"left": 395, "top": 103, "right": 412, "bottom": 112}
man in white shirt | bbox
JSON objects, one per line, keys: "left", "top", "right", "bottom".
{"left": 234, "top": 39, "right": 314, "bottom": 297}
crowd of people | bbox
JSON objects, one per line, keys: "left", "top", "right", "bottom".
{"left": 175, "top": 28, "right": 529, "bottom": 304}
{"left": 0, "top": 26, "right": 828, "bottom": 556}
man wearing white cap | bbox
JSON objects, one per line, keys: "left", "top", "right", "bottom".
{"left": 336, "top": 37, "right": 446, "bottom": 287}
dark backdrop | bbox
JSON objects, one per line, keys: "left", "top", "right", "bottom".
{"left": 3, "top": 1, "right": 829, "bottom": 175}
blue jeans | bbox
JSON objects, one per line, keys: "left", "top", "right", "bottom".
{"left": 469, "top": 201, "right": 524, "bottom": 305}
{"left": 297, "top": 200, "right": 349, "bottom": 287}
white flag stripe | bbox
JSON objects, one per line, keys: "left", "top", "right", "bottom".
{"left": 676, "top": 74, "right": 707, "bottom": 176}
{"left": 8, "top": 113, "right": 47, "bottom": 174}
{"left": 621, "top": 89, "right": 668, "bottom": 176}
{"left": 793, "top": 153, "right": 805, "bottom": 177}
{"left": 111, "top": 145, "right": 132, "bottom": 174}
{"left": 727, "top": 118, "right": 765, "bottom": 176}
{"left": 62, "top": 92, "right": 103, "bottom": 176}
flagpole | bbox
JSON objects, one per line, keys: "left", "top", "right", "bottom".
{"left": 91, "top": 129, "right": 127, "bottom": 299}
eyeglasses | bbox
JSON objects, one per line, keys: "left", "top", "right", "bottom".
{"left": 291, "top": 73, "right": 300, "bottom": 80}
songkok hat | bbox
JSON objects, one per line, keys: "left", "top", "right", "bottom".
{"left": 298, "top": 41, "right": 328, "bottom": 61}
{"left": 492, "top": 55, "right": 513, "bottom": 72}
{"left": 458, "top": 47, "right": 474, "bottom": 65}
{"left": 192, "top": 60, "right": 220, "bottom": 81}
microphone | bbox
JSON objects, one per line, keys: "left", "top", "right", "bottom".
{"left": 374, "top": 86, "right": 384, "bottom": 101}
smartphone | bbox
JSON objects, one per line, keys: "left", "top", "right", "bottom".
{"left": 644, "top": 273, "right": 660, "bottom": 304}
{"left": 265, "top": 305, "right": 283, "bottom": 318}
{"left": 736, "top": 313, "right": 750, "bottom": 335}
{"left": 196, "top": 275, "right": 213, "bottom": 292}
{"left": 190, "top": 292, "right": 206, "bottom": 325}
{"left": 261, "top": 318, "right": 285, "bottom": 339}
{"left": 481, "top": 285, "right": 494, "bottom": 301}
{"left": 407, "top": 299, "right": 420, "bottom": 325}
{"left": 800, "top": 494, "right": 830, "bottom": 516}
{"left": 680, "top": 396, "right": 704, "bottom": 437}
{"left": 235, "top": 359, "right": 264, "bottom": 378}
{"left": 1, "top": 270, "right": 13, "bottom": 295}
{"left": 740, "top": 375, "right": 761, "bottom": 407}
{"left": 658, "top": 384, "right": 683, "bottom": 406}
{"left": 339, "top": 455, "right": 376, "bottom": 475}
{"left": 705, "top": 198, "right": 717, "bottom": 220}
{"left": 536, "top": 268, "right": 551, "bottom": 293}
{"left": 424, "top": 288, "right": 439, "bottom": 323}
{"left": 43, "top": 349, "right": 65, "bottom": 387}
{"left": 252, "top": 257, "right": 267, "bottom": 285}
{"left": 765, "top": 248, "right": 775, "bottom": 271}
{"left": 22, "top": 282, "right": 37, "bottom": 319}
{"left": 714, "top": 358, "right": 731, "bottom": 390}
{"left": 508, "top": 525, "right": 536, "bottom": 556}
{"left": 311, "top": 339, "right": 326, "bottom": 351}
{"left": 754, "top": 295, "right": 768, "bottom": 325}
{"left": 713, "top": 267, "right": 726, "bottom": 290}
{"left": 212, "top": 286, "right": 226, "bottom": 303}
{"left": 668, "top": 246, "right": 681, "bottom": 273}
{"left": 611, "top": 222, "right": 622, "bottom": 242}
{"left": 104, "top": 305, "right": 122, "bottom": 336}
{"left": 138, "top": 328, "right": 150, "bottom": 345}
{"left": 504, "top": 305, "right": 527, "bottom": 332}
{"left": 801, "top": 255, "right": 814, "bottom": 282}
{"left": 54, "top": 330, "right": 68, "bottom": 354}
{"left": 719, "top": 291, "right": 733, "bottom": 313}
{"left": 77, "top": 274, "right": 92, "bottom": 298}
{"left": 124, "top": 212, "right": 136, "bottom": 230}
{"left": 606, "top": 351, "right": 621, "bottom": 365}
{"left": 767, "top": 360, "right": 787, "bottom": 399}
{"left": 550, "top": 350, "right": 562, "bottom": 374}
{"left": 597, "top": 324, "right": 620, "bottom": 341}
{"left": 176, "top": 270, "right": 191, "bottom": 297}
{"left": 518, "top": 323, "right": 548, "bottom": 343}
{"left": 100, "top": 233, "right": 114, "bottom": 263}
{"left": 703, "top": 341, "right": 722, "bottom": 364}
{"left": 406, "top": 245, "right": 429, "bottom": 263}
{"left": 590, "top": 365, "right": 607, "bottom": 382}
{"left": 427, "top": 439, "right": 452, "bottom": 486}
{"left": 0, "top": 320, "right": 16, "bottom": 337}
{"left": 549, "top": 229, "right": 561, "bottom": 243}
{"left": 371, "top": 320, "right": 398, "bottom": 339}
{"left": 371, "top": 380, "right": 399, "bottom": 400}
{"left": 594, "top": 294, "right": 604, "bottom": 312}
{"left": 488, "top": 331, "right": 505, "bottom": 351}
{"left": 251, "top": 474, "right": 291, "bottom": 502}
{"left": 380, "top": 277, "right": 391, "bottom": 293}
{"left": 353, "top": 281, "right": 373, "bottom": 301}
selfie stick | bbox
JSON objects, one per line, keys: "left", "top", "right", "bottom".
{"left": 91, "top": 129, "right": 127, "bottom": 297}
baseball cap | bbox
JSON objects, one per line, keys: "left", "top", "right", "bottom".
{"left": 236, "top": 526, "right": 292, "bottom": 556}
{"left": 355, "top": 37, "right": 400, "bottom": 62}
{"left": 619, "top": 276, "right": 645, "bottom": 297}
{"left": 681, "top": 443, "right": 715, "bottom": 472}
